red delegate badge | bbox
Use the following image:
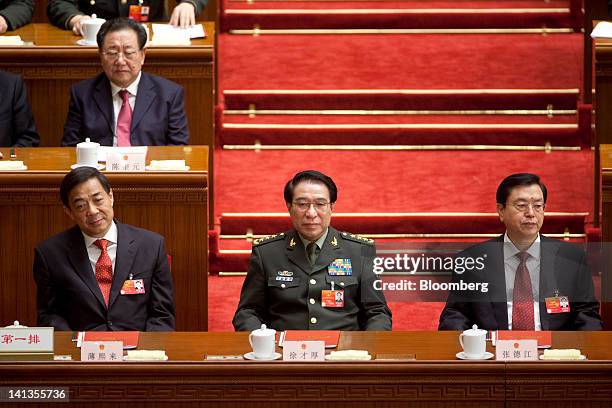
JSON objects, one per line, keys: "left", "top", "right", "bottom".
{"left": 321, "top": 290, "right": 344, "bottom": 308}
{"left": 545, "top": 295, "right": 570, "bottom": 314}
{"left": 120, "top": 279, "right": 145, "bottom": 295}
{"left": 129, "top": 5, "right": 149, "bottom": 22}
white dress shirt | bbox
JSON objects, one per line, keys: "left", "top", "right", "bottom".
{"left": 82, "top": 221, "right": 118, "bottom": 276}
{"left": 503, "top": 233, "right": 541, "bottom": 330}
{"left": 109, "top": 72, "right": 141, "bottom": 146}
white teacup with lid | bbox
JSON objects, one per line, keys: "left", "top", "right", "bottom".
{"left": 81, "top": 15, "right": 106, "bottom": 45}
{"left": 459, "top": 324, "right": 487, "bottom": 358}
{"left": 75, "top": 138, "right": 99, "bottom": 168}
{"left": 248, "top": 324, "right": 276, "bottom": 359}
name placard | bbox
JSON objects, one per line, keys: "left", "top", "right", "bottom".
{"left": 282, "top": 341, "right": 325, "bottom": 361}
{"left": 0, "top": 327, "right": 53, "bottom": 353}
{"left": 81, "top": 341, "right": 123, "bottom": 362}
{"left": 106, "top": 147, "right": 147, "bottom": 172}
{"left": 495, "top": 339, "right": 538, "bottom": 361}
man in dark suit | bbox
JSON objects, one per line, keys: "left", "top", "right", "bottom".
{"left": 61, "top": 18, "right": 189, "bottom": 147}
{"left": 33, "top": 167, "right": 175, "bottom": 331}
{"left": 0, "top": 0, "right": 33, "bottom": 33}
{"left": 0, "top": 70, "right": 39, "bottom": 147}
{"left": 439, "top": 173, "right": 602, "bottom": 331}
{"left": 48, "top": 0, "right": 206, "bottom": 35}
{"left": 233, "top": 170, "right": 392, "bottom": 331}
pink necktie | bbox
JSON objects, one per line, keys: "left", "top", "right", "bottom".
{"left": 117, "top": 90, "right": 132, "bottom": 147}
{"left": 512, "top": 252, "right": 535, "bottom": 330}
{"left": 94, "top": 239, "right": 113, "bottom": 307}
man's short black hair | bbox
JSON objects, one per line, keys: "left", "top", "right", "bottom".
{"left": 284, "top": 170, "right": 338, "bottom": 204}
{"left": 60, "top": 167, "right": 112, "bottom": 208}
{"left": 97, "top": 17, "right": 147, "bottom": 50}
{"left": 496, "top": 173, "right": 547, "bottom": 206}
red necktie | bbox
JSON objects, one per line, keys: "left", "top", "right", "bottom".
{"left": 94, "top": 239, "right": 113, "bottom": 307}
{"left": 117, "top": 90, "right": 132, "bottom": 147}
{"left": 512, "top": 251, "right": 535, "bottom": 330}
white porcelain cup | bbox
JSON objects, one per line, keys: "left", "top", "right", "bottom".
{"left": 459, "top": 324, "right": 487, "bottom": 358}
{"left": 248, "top": 324, "right": 276, "bottom": 359}
{"left": 81, "top": 16, "right": 106, "bottom": 44}
{"left": 76, "top": 138, "right": 99, "bottom": 168}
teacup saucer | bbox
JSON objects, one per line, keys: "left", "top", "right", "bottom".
{"left": 77, "top": 39, "right": 97, "bottom": 46}
{"left": 456, "top": 351, "right": 494, "bottom": 360}
{"left": 243, "top": 352, "right": 281, "bottom": 361}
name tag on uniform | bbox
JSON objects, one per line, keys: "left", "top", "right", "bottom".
{"left": 321, "top": 290, "right": 344, "bottom": 307}
{"left": 545, "top": 295, "right": 570, "bottom": 314}
{"left": 276, "top": 270, "right": 294, "bottom": 282}
{"left": 120, "top": 279, "right": 145, "bottom": 295}
{"left": 328, "top": 259, "right": 352, "bottom": 276}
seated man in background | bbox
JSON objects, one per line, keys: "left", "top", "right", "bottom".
{"left": 48, "top": 0, "right": 206, "bottom": 35}
{"left": 439, "top": 173, "right": 602, "bottom": 331}
{"left": 233, "top": 170, "right": 392, "bottom": 331}
{"left": 0, "top": 0, "right": 33, "bottom": 33}
{"left": 0, "top": 70, "right": 39, "bottom": 146}
{"left": 33, "top": 167, "right": 175, "bottom": 331}
{"left": 61, "top": 18, "right": 189, "bottom": 146}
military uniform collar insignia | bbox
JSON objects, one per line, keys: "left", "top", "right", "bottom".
{"left": 331, "top": 236, "right": 338, "bottom": 247}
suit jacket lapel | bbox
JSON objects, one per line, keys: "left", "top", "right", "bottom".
{"left": 487, "top": 237, "right": 509, "bottom": 330}
{"left": 66, "top": 226, "right": 107, "bottom": 309}
{"left": 108, "top": 222, "right": 137, "bottom": 308}
{"left": 93, "top": 76, "right": 115, "bottom": 141}
{"left": 286, "top": 230, "right": 314, "bottom": 275}
{"left": 131, "top": 73, "right": 156, "bottom": 133}
{"left": 538, "top": 236, "right": 559, "bottom": 330}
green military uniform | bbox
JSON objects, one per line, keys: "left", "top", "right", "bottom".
{"left": 233, "top": 226, "right": 392, "bottom": 331}
{"left": 47, "top": 0, "right": 207, "bottom": 29}
{"left": 0, "top": 0, "right": 33, "bottom": 31}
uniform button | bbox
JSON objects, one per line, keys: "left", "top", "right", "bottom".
{"left": 310, "top": 317, "right": 317, "bottom": 324}
{"left": 339, "top": 282, "right": 345, "bottom": 287}
{"left": 281, "top": 284, "right": 286, "bottom": 289}
{"left": 310, "top": 279, "right": 316, "bottom": 285}
{"left": 309, "top": 298, "right": 315, "bottom": 305}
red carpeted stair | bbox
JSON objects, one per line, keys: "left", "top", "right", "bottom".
{"left": 211, "top": 0, "right": 595, "bottom": 331}
{"left": 220, "top": 0, "right": 583, "bottom": 31}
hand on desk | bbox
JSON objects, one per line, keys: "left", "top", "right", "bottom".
{"left": 0, "top": 16, "right": 8, "bottom": 34}
{"left": 169, "top": 3, "right": 196, "bottom": 29}
{"left": 69, "top": 15, "right": 91, "bottom": 36}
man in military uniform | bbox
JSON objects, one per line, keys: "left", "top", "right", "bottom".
{"left": 233, "top": 170, "right": 392, "bottom": 331}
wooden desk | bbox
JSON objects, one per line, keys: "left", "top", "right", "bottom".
{"left": 1, "top": 331, "right": 611, "bottom": 407}
{"left": 0, "top": 146, "right": 209, "bottom": 330}
{"left": 0, "top": 23, "right": 214, "bottom": 148}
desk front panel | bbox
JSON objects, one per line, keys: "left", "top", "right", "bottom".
{"left": 0, "top": 23, "right": 214, "bottom": 148}
{"left": 0, "top": 146, "right": 209, "bottom": 331}
{"left": 1, "top": 331, "right": 506, "bottom": 408}
{"left": 2, "top": 331, "right": 612, "bottom": 407}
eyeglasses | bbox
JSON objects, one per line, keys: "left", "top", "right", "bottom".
{"left": 101, "top": 49, "right": 140, "bottom": 61}
{"left": 292, "top": 200, "right": 331, "bottom": 212}
{"left": 511, "top": 202, "right": 545, "bottom": 213}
